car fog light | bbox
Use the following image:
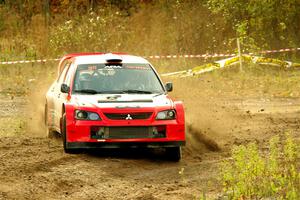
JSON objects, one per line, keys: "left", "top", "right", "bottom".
{"left": 97, "top": 127, "right": 105, "bottom": 136}
{"left": 153, "top": 127, "right": 158, "bottom": 135}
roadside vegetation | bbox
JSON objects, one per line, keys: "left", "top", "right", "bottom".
{"left": 0, "top": 0, "right": 299, "bottom": 61}
{"left": 221, "top": 133, "right": 300, "bottom": 199}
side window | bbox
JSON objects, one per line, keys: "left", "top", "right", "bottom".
{"left": 64, "top": 63, "right": 74, "bottom": 85}
{"left": 58, "top": 63, "right": 70, "bottom": 84}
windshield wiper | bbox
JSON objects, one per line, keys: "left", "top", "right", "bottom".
{"left": 120, "top": 90, "right": 153, "bottom": 94}
{"left": 153, "top": 92, "right": 165, "bottom": 97}
{"left": 74, "top": 89, "right": 100, "bottom": 94}
{"left": 74, "top": 89, "right": 154, "bottom": 94}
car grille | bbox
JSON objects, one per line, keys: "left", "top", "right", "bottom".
{"left": 108, "top": 127, "right": 151, "bottom": 139}
{"left": 104, "top": 112, "right": 152, "bottom": 120}
{"left": 90, "top": 126, "right": 166, "bottom": 139}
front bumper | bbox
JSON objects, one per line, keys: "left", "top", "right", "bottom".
{"left": 65, "top": 119, "right": 185, "bottom": 146}
{"left": 66, "top": 141, "right": 185, "bottom": 149}
{"left": 64, "top": 104, "right": 185, "bottom": 147}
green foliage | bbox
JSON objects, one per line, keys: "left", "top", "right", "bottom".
{"left": 207, "top": 0, "right": 300, "bottom": 51}
{"left": 0, "top": 6, "right": 4, "bottom": 32}
{"left": 49, "top": 9, "right": 131, "bottom": 55}
{"left": 1, "top": 0, "right": 300, "bottom": 60}
{"left": 0, "top": 0, "right": 235, "bottom": 60}
{"left": 221, "top": 133, "right": 300, "bottom": 199}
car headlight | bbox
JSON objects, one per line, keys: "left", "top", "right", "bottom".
{"left": 156, "top": 110, "right": 176, "bottom": 120}
{"left": 75, "top": 110, "right": 101, "bottom": 120}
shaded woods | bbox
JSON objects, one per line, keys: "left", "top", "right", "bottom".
{"left": 0, "top": 0, "right": 299, "bottom": 60}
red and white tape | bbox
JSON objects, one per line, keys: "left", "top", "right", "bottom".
{"left": 258, "top": 47, "right": 300, "bottom": 54}
{"left": 0, "top": 47, "right": 299, "bottom": 65}
{"left": 0, "top": 58, "right": 60, "bottom": 65}
{"left": 144, "top": 53, "right": 236, "bottom": 59}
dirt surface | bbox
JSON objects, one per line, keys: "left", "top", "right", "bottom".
{"left": 1, "top": 67, "right": 300, "bottom": 199}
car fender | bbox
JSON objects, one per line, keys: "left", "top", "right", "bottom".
{"left": 63, "top": 103, "right": 76, "bottom": 133}
{"left": 174, "top": 101, "right": 185, "bottom": 125}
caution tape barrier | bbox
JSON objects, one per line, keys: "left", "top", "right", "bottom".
{"left": 0, "top": 58, "right": 60, "bottom": 65}
{"left": 161, "top": 55, "right": 300, "bottom": 78}
{"left": 1, "top": 46, "right": 300, "bottom": 65}
{"left": 259, "top": 47, "right": 300, "bottom": 54}
{"left": 145, "top": 53, "right": 236, "bottom": 59}
{"left": 0, "top": 54, "right": 236, "bottom": 65}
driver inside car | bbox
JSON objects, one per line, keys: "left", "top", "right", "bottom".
{"left": 121, "top": 71, "right": 147, "bottom": 91}
{"left": 77, "top": 72, "right": 93, "bottom": 90}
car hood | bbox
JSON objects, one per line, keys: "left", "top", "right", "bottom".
{"left": 72, "top": 93, "right": 173, "bottom": 109}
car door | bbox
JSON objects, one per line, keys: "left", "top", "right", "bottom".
{"left": 56, "top": 62, "right": 75, "bottom": 122}
{"left": 53, "top": 62, "right": 71, "bottom": 131}
{"left": 46, "top": 59, "right": 69, "bottom": 129}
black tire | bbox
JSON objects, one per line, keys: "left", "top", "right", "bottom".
{"left": 47, "top": 128, "right": 57, "bottom": 139}
{"left": 62, "top": 113, "right": 81, "bottom": 154}
{"left": 165, "top": 146, "right": 182, "bottom": 162}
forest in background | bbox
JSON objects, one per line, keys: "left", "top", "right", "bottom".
{"left": 0, "top": 0, "right": 299, "bottom": 61}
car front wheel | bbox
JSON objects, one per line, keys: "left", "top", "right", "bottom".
{"left": 165, "top": 146, "right": 182, "bottom": 162}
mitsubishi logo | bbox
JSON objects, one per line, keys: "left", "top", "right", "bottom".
{"left": 125, "top": 114, "right": 133, "bottom": 120}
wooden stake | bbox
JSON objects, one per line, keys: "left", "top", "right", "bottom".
{"left": 237, "top": 38, "right": 243, "bottom": 72}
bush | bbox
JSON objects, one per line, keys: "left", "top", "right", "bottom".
{"left": 49, "top": 9, "right": 129, "bottom": 55}
{"left": 221, "top": 133, "right": 300, "bottom": 199}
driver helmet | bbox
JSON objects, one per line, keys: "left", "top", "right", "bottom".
{"left": 78, "top": 72, "right": 92, "bottom": 89}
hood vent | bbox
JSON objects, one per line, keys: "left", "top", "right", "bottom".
{"left": 98, "top": 99, "right": 153, "bottom": 103}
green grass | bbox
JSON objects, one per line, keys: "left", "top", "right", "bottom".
{"left": 192, "top": 62, "right": 300, "bottom": 98}
{"left": 220, "top": 133, "right": 300, "bottom": 199}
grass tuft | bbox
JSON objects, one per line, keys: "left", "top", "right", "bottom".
{"left": 220, "top": 133, "right": 300, "bottom": 199}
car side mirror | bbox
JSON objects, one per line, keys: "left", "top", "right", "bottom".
{"left": 61, "top": 83, "right": 70, "bottom": 93}
{"left": 165, "top": 82, "right": 173, "bottom": 92}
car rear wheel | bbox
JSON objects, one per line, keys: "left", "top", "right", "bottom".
{"left": 46, "top": 128, "right": 57, "bottom": 139}
{"left": 165, "top": 146, "right": 181, "bottom": 162}
{"left": 62, "top": 113, "right": 81, "bottom": 154}
{"left": 45, "top": 104, "right": 57, "bottom": 138}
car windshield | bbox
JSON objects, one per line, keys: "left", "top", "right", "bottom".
{"left": 72, "top": 63, "right": 165, "bottom": 94}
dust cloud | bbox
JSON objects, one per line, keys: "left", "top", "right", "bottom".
{"left": 25, "top": 72, "right": 54, "bottom": 137}
{"left": 169, "top": 77, "right": 240, "bottom": 154}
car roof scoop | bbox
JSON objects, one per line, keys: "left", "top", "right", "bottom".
{"left": 105, "top": 53, "right": 122, "bottom": 63}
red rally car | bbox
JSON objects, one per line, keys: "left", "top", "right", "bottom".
{"left": 45, "top": 53, "right": 185, "bottom": 161}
